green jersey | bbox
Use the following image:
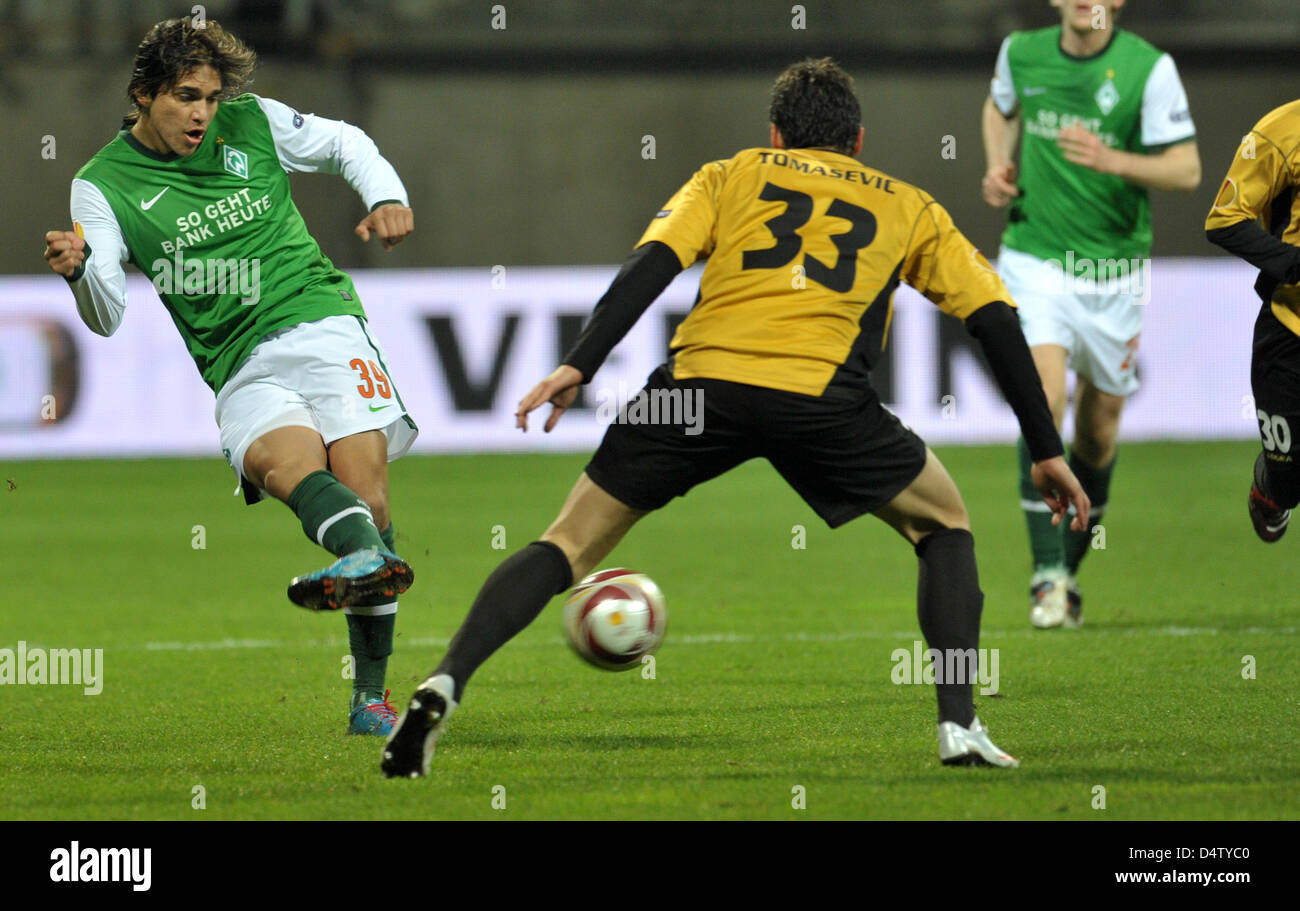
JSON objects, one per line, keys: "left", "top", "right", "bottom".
{"left": 990, "top": 27, "right": 1196, "bottom": 264}
{"left": 70, "top": 94, "right": 406, "bottom": 391}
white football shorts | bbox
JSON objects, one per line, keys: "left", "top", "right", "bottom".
{"left": 997, "top": 245, "right": 1146, "bottom": 397}
{"left": 214, "top": 314, "right": 418, "bottom": 502}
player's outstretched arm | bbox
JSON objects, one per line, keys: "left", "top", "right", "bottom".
{"left": 964, "top": 301, "right": 1089, "bottom": 530}
{"left": 53, "top": 180, "right": 131, "bottom": 336}
{"left": 251, "top": 95, "right": 413, "bottom": 249}
{"left": 901, "top": 203, "right": 1085, "bottom": 525}
{"left": 516, "top": 241, "right": 682, "bottom": 433}
{"left": 516, "top": 365, "right": 582, "bottom": 433}
{"left": 563, "top": 241, "right": 683, "bottom": 371}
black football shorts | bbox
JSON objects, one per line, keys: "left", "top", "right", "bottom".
{"left": 1251, "top": 300, "right": 1300, "bottom": 504}
{"left": 585, "top": 364, "right": 928, "bottom": 528}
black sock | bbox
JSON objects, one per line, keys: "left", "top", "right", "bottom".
{"left": 1262, "top": 451, "right": 1300, "bottom": 510}
{"left": 915, "top": 528, "right": 982, "bottom": 727}
{"left": 1064, "top": 451, "right": 1113, "bottom": 576}
{"left": 434, "top": 541, "right": 573, "bottom": 702}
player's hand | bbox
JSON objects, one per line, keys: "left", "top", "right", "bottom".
{"left": 1057, "top": 125, "right": 1115, "bottom": 174}
{"left": 354, "top": 203, "right": 414, "bottom": 251}
{"left": 516, "top": 365, "right": 584, "bottom": 433}
{"left": 44, "top": 229, "right": 87, "bottom": 278}
{"left": 981, "top": 163, "right": 1019, "bottom": 207}
{"left": 1031, "top": 456, "right": 1090, "bottom": 531}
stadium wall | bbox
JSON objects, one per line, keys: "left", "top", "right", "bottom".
{"left": 4, "top": 61, "right": 1298, "bottom": 275}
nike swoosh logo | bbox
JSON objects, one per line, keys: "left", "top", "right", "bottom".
{"left": 369, "top": 403, "right": 393, "bottom": 412}
{"left": 141, "top": 186, "right": 171, "bottom": 210}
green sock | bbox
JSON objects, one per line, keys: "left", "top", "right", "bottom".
{"left": 348, "top": 523, "right": 398, "bottom": 709}
{"left": 1018, "top": 437, "right": 1065, "bottom": 573}
{"left": 1064, "top": 451, "right": 1113, "bottom": 576}
{"left": 286, "top": 470, "right": 384, "bottom": 557}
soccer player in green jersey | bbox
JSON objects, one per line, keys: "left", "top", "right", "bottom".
{"left": 981, "top": 0, "right": 1201, "bottom": 628}
{"left": 42, "top": 18, "right": 418, "bottom": 734}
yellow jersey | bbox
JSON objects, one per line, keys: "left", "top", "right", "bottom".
{"left": 638, "top": 146, "right": 1012, "bottom": 397}
{"left": 1206, "top": 100, "right": 1300, "bottom": 337}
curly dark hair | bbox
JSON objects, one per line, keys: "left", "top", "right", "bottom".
{"left": 125, "top": 17, "right": 257, "bottom": 124}
{"left": 768, "top": 58, "right": 861, "bottom": 156}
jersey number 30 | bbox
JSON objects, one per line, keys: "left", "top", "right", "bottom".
{"left": 741, "top": 181, "right": 877, "bottom": 293}
{"left": 1258, "top": 408, "right": 1292, "bottom": 454}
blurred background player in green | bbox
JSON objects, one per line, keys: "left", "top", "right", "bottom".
{"left": 381, "top": 58, "right": 1088, "bottom": 778}
{"left": 981, "top": 0, "right": 1200, "bottom": 628}
{"left": 1206, "top": 100, "right": 1300, "bottom": 543}
{"left": 42, "top": 17, "right": 418, "bottom": 734}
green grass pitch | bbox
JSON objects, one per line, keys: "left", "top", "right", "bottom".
{"left": 0, "top": 442, "right": 1295, "bottom": 820}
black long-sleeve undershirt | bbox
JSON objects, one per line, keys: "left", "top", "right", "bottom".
{"left": 1206, "top": 219, "right": 1300, "bottom": 303}
{"left": 965, "top": 301, "right": 1064, "bottom": 462}
{"left": 561, "top": 241, "right": 683, "bottom": 382}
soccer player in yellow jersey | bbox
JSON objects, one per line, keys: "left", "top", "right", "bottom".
{"left": 382, "top": 59, "right": 1088, "bottom": 777}
{"left": 1207, "top": 100, "right": 1300, "bottom": 541}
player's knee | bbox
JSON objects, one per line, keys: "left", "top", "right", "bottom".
{"left": 241, "top": 448, "right": 272, "bottom": 491}
{"left": 1075, "top": 396, "right": 1123, "bottom": 464}
{"left": 1072, "top": 426, "right": 1117, "bottom": 467}
{"left": 937, "top": 501, "right": 971, "bottom": 534}
{"left": 899, "top": 503, "right": 969, "bottom": 545}
{"left": 260, "top": 458, "right": 321, "bottom": 502}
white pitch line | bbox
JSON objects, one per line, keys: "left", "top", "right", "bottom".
{"left": 119, "top": 624, "right": 1298, "bottom": 653}
{"left": 144, "top": 638, "right": 281, "bottom": 651}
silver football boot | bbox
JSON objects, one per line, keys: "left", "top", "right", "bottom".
{"left": 938, "top": 716, "right": 1020, "bottom": 768}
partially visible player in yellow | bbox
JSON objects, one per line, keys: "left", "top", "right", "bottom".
{"left": 1206, "top": 100, "right": 1300, "bottom": 542}
{"left": 381, "top": 58, "right": 1088, "bottom": 778}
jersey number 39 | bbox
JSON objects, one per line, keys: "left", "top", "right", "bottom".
{"left": 351, "top": 358, "right": 392, "bottom": 400}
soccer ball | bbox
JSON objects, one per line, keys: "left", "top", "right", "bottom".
{"left": 562, "top": 568, "right": 667, "bottom": 671}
